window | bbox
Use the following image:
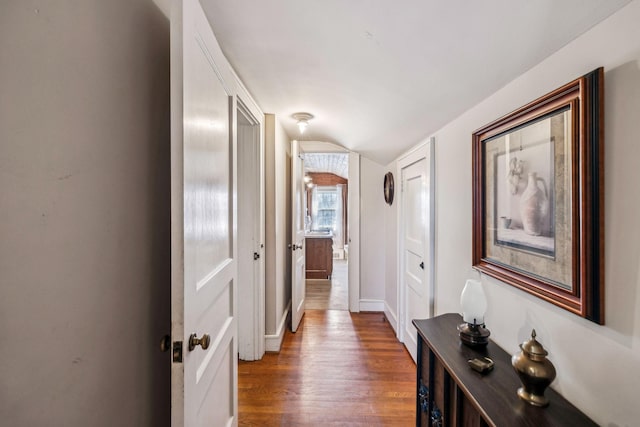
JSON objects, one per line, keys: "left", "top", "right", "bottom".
{"left": 313, "top": 187, "right": 338, "bottom": 230}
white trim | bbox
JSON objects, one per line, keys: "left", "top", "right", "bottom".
{"left": 265, "top": 303, "right": 290, "bottom": 352}
{"left": 384, "top": 300, "right": 399, "bottom": 335}
{"left": 359, "top": 299, "right": 385, "bottom": 312}
{"left": 299, "top": 141, "right": 350, "bottom": 153}
{"left": 231, "top": 68, "right": 263, "bottom": 120}
{"left": 396, "top": 139, "right": 430, "bottom": 164}
{"left": 235, "top": 88, "right": 265, "bottom": 361}
{"left": 428, "top": 139, "right": 437, "bottom": 318}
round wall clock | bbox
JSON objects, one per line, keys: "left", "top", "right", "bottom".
{"left": 383, "top": 172, "right": 394, "bottom": 205}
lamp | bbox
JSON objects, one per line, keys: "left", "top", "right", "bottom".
{"left": 292, "top": 112, "right": 314, "bottom": 134}
{"left": 458, "top": 279, "right": 490, "bottom": 347}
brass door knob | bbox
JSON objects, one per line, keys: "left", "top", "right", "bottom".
{"left": 160, "top": 334, "right": 171, "bottom": 352}
{"left": 188, "top": 333, "right": 210, "bottom": 351}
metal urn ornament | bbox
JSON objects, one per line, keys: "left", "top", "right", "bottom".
{"left": 511, "top": 329, "right": 556, "bottom": 407}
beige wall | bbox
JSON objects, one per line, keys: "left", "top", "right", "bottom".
{"left": 359, "top": 157, "right": 386, "bottom": 306}
{"left": 0, "top": 1, "right": 171, "bottom": 425}
{"left": 264, "top": 114, "right": 291, "bottom": 339}
{"left": 386, "top": 1, "right": 640, "bottom": 424}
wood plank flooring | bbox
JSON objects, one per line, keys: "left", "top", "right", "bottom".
{"left": 305, "top": 260, "right": 348, "bottom": 310}
{"left": 238, "top": 310, "right": 416, "bottom": 426}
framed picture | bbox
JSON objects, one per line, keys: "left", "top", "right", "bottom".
{"left": 472, "top": 68, "right": 604, "bottom": 324}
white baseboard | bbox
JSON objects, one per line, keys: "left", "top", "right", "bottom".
{"left": 265, "top": 303, "right": 290, "bottom": 352}
{"left": 359, "top": 299, "right": 385, "bottom": 312}
{"left": 384, "top": 301, "right": 399, "bottom": 335}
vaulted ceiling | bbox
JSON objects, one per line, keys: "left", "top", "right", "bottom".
{"left": 304, "top": 153, "right": 349, "bottom": 179}
{"left": 201, "top": 0, "right": 629, "bottom": 164}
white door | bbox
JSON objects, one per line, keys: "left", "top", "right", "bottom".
{"left": 170, "top": 1, "right": 238, "bottom": 425}
{"left": 399, "top": 140, "right": 435, "bottom": 362}
{"left": 291, "top": 140, "right": 306, "bottom": 332}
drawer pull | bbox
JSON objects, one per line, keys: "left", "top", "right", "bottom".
{"left": 431, "top": 405, "right": 442, "bottom": 427}
{"left": 418, "top": 380, "right": 429, "bottom": 413}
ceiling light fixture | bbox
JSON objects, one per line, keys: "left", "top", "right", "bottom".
{"left": 292, "top": 112, "right": 314, "bottom": 134}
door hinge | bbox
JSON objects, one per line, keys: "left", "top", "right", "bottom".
{"left": 172, "top": 341, "right": 183, "bottom": 363}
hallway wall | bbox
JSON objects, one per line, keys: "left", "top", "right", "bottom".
{"left": 383, "top": 159, "right": 399, "bottom": 328}
{"left": 359, "top": 157, "right": 386, "bottom": 309}
{"left": 264, "top": 114, "right": 291, "bottom": 348}
{"left": 0, "top": 1, "right": 171, "bottom": 426}
{"left": 385, "top": 1, "right": 640, "bottom": 425}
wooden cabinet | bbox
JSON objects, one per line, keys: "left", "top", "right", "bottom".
{"left": 305, "top": 237, "right": 333, "bottom": 279}
{"left": 413, "top": 313, "right": 597, "bottom": 427}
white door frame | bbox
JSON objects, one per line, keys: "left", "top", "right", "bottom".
{"left": 290, "top": 140, "right": 306, "bottom": 331}
{"left": 348, "top": 151, "right": 360, "bottom": 312}
{"left": 298, "top": 142, "right": 360, "bottom": 312}
{"left": 236, "top": 93, "right": 265, "bottom": 361}
{"left": 397, "top": 138, "right": 435, "bottom": 347}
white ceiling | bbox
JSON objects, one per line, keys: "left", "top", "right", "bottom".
{"left": 201, "top": 0, "right": 629, "bottom": 165}
{"left": 304, "top": 153, "right": 349, "bottom": 179}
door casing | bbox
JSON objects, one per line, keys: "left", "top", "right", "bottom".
{"left": 236, "top": 96, "right": 265, "bottom": 361}
{"left": 397, "top": 137, "right": 435, "bottom": 362}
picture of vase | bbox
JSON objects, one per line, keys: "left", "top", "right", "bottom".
{"left": 519, "top": 172, "right": 549, "bottom": 236}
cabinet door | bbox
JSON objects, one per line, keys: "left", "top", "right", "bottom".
{"left": 432, "top": 358, "right": 447, "bottom": 425}
{"left": 452, "top": 387, "right": 485, "bottom": 427}
{"left": 417, "top": 341, "right": 431, "bottom": 426}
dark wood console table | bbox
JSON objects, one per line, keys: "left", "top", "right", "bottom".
{"left": 412, "top": 313, "right": 596, "bottom": 427}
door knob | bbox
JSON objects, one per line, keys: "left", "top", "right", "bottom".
{"left": 188, "top": 333, "right": 210, "bottom": 351}
{"left": 160, "top": 334, "right": 171, "bottom": 352}
{"left": 419, "top": 261, "right": 425, "bottom": 270}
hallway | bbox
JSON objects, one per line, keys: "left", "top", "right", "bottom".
{"left": 238, "top": 310, "right": 416, "bottom": 425}
{"left": 305, "top": 259, "right": 348, "bottom": 310}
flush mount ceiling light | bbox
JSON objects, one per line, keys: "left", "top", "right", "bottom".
{"left": 292, "top": 112, "right": 314, "bottom": 134}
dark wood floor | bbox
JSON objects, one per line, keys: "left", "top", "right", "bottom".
{"left": 238, "top": 310, "right": 416, "bottom": 426}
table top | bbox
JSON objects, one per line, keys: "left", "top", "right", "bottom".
{"left": 413, "top": 313, "right": 597, "bottom": 427}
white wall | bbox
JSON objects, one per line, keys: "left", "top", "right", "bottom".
{"left": 264, "top": 114, "right": 291, "bottom": 347}
{"left": 359, "top": 157, "right": 386, "bottom": 309}
{"left": 0, "top": 1, "right": 171, "bottom": 425}
{"left": 386, "top": 1, "right": 640, "bottom": 425}
{"left": 384, "top": 160, "right": 399, "bottom": 329}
